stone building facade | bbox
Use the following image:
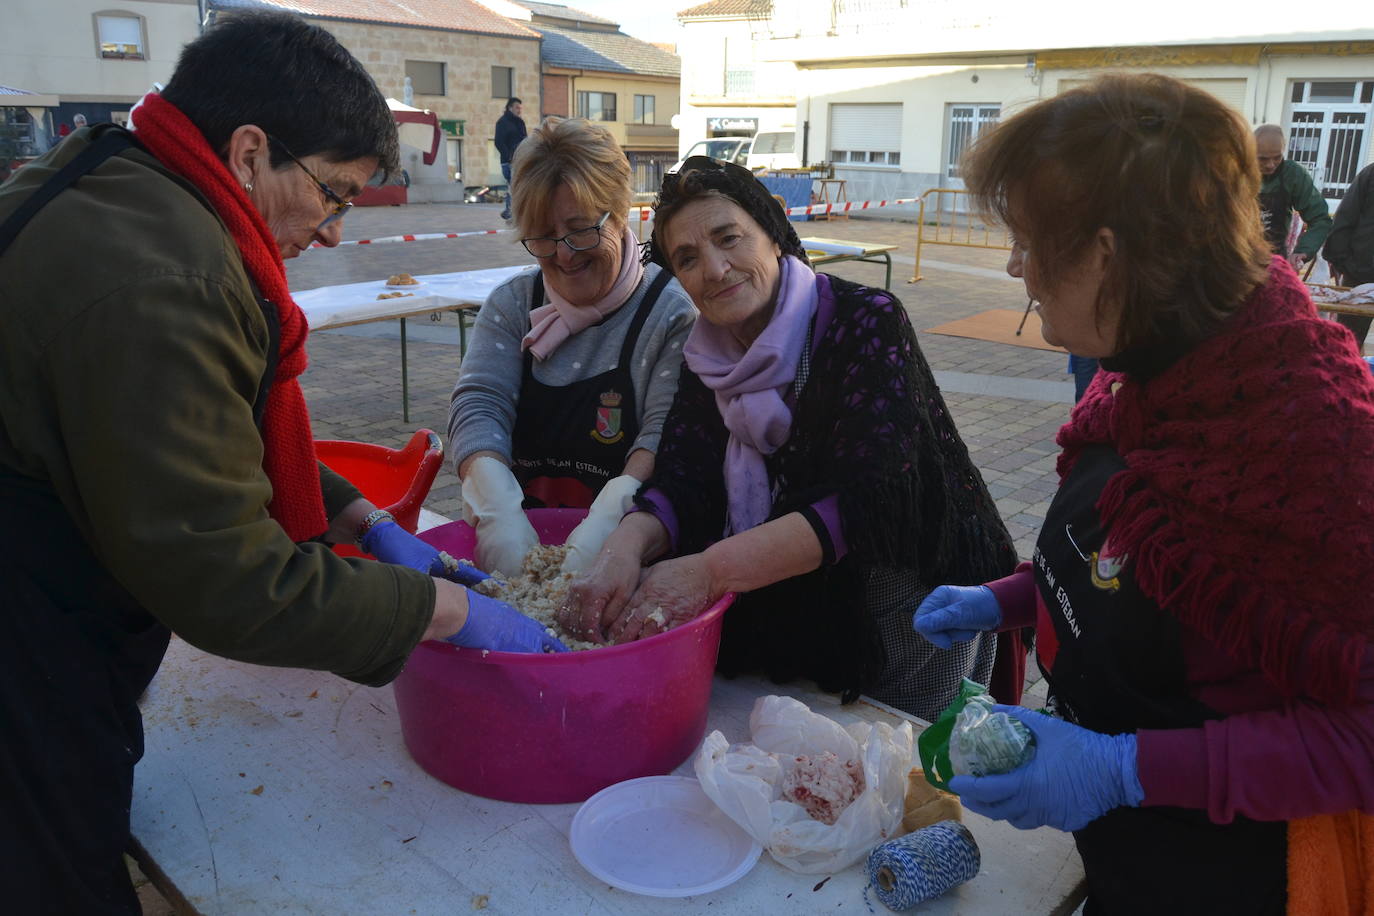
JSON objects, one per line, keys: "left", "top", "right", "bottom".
{"left": 320, "top": 19, "right": 541, "bottom": 188}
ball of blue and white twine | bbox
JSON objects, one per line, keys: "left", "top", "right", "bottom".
{"left": 863, "top": 820, "right": 981, "bottom": 911}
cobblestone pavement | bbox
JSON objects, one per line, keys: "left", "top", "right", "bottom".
{"left": 135, "top": 201, "right": 1059, "bottom": 913}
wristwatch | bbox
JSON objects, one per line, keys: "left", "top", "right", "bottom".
{"left": 354, "top": 508, "right": 396, "bottom": 547}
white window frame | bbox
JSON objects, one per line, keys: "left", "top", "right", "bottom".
{"left": 633, "top": 94, "right": 655, "bottom": 125}
{"left": 829, "top": 103, "right": 903, "bottom": 170}
{"left": 576, "top": 91, "right": 616, "bottom": 122}
{"left": 93, "top": 11, "right": 146, "bottom": 61}
{"left": 944, "top": 103, "right": 1000, "bottom": 182}
{"left": 1285, "top": 79, "right": 1374, "bottom": 202}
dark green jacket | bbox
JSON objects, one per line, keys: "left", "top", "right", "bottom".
{"left": 1323, "top": 161, "right": 1374, "bottom": 286}
{"left": 1259, "top": 159, "right": 1333, "bottom": 258}
{"left": 0, "top": 130, "right": 434, "bottom": 685}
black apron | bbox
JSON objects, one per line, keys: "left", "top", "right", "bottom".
{"left": 510, "top": 269, "right": 670, "bottom": 508}
{"left": 1033, "top": 445, "right": 1286, "bottom": 916}
{"left": 1259, "top": 167, "right": 1294, "bottom": 254}
{"left": 0, "top": 125, "right": 278, "bottom": 913}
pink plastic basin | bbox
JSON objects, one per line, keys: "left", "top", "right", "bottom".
{"left": 395, "top": 509, "right": 734, "bottom": 804}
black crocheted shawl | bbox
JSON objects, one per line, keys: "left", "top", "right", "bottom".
{"left": 642, "top": 274, "right": 1016, "bottom": 700}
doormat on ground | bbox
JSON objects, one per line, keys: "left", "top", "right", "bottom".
{"left": 922, "top": 308, "right": 1066, "bottom": 353}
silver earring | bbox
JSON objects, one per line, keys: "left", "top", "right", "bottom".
{"left": 244, "top": 182, "right": 253, "bottom": 193}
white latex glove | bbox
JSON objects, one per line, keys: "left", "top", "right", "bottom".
{"left": 561, "top": 474, "right": 642, "bottom": 575}
{"left": 460, "top": 456, "right": 539, "bottom": 578}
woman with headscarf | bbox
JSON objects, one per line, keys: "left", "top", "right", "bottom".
{"left": 0, "top": 13, "right": 559, "bottom": 913}
{"left": 448, "top": 117, "right": 696, "bottom": 578}
{"left": 914, "top": 74, "right": 1374, "bottom": 913}
{"left": 559, "top": 156, "right": 1017, "bottom": 721}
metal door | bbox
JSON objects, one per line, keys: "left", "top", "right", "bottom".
{"left": 1286, "top": 80, "right": 1374, "bottom": 201}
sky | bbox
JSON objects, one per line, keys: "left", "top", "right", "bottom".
{"left": 554, "top": 0, "right": 685, "bottom": 45}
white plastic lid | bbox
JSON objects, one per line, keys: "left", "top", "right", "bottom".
{"left": 570, "top": 775, "right": 762, "bottom": 898}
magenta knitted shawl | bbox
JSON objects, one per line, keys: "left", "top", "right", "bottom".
{"left": 1058, "top": 257, "right": 1374, "bottom": 706}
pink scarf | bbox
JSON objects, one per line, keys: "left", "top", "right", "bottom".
{"left": 684, "top": 255, "right": 819, "bottom": 534}
{"left": 521, "top": 225, "right": 645, "bottom": 360}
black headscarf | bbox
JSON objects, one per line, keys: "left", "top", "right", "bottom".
{"left": 644, "top": 155, "right": 808, "bottom": 269}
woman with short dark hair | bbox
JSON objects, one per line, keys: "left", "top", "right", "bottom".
{"left": 0, "top": 12, "right": 558, "bottom": 911}
{"left": 560, "top": 156, "right": 1017, "bottom": 721}
{"left": 915, "top": 73, "right": 1374, "bottom": 912}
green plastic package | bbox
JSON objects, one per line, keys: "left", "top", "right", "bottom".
{"left": 917, "top": 679, "right": 1035, "bottom": 791}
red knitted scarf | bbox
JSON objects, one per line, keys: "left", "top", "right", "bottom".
{"left": 1059, "top": 257, "right": 1374, "bottom": 706}
{"left": 131, "top": 93, "right": 328, "bottom": 542}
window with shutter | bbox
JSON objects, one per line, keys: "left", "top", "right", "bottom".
{"left": 95, "top": 13, "right": 144, "bottom": 60}
{"left": 829, "top": 103, "right": 902, "bottom": 168}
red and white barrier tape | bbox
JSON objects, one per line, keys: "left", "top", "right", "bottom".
{"left": 314, "top": 197, "right": 919, "bottom": 247}
{"left": 314, "top": 228, "right": 511, "bottom": 249}
{"left": 630, "top": 197, "right": 919, "bottom": 220}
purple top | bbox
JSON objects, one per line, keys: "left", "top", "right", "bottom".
{"left": 635, "top": 274, "right": 847, "bottom": 560}
{"left": 987, "top": 564, "right": 1374, "bottom": 822}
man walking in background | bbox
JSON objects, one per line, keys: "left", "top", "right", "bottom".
{"left": 495, "top": 97, "right": 526, "bottom": 221}
{"left": 1324, "top": 160, "right": 1374, "bottom": 352}
{"left": 1255, "top": 124, "right": 1332, "bottom": 271}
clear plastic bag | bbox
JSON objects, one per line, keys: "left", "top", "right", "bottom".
{"left": 917, "top": 679, "right": 1035, "bottom": 790}
{"left": 948, "top": 693, "right": 1035, "bottom": 777}
{"left": 694, "top": 695, "right": 913, "bottom": 874}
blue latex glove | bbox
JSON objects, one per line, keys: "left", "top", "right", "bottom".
{"left": 913, "top": 585, "right": 1002, "bottom": 649}
{"left": 448, "top": 589, "right": 568, "bottom": 654}
{"left": 361, "top": 520, "right": 492, "bottom": 588}
{"left": 949, "top": 705, "right": 1143, "bottom": 832}
{"left": 1364, "top": 356, "right": 1374, "bottom": 377}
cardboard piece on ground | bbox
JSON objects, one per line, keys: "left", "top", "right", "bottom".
{"left": 923, "top": 308, "right": 1066, "bottom": 353}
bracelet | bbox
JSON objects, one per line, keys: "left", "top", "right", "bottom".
{"left": 354, "top": 509, "right": 396, "bottom": 547}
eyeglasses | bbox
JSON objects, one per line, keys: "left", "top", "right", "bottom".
{"left": 267, "top": 134, "right": 353, "bottom": 230}
{"left": 520, "top": 212, "right": 611, "bottom": 258}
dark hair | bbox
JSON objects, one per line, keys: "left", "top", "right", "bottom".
{"left": 161, "top": 10, "right": 399, "bottom": 181}
{"left": 507, "top": 97, "right": 523, "bottom": 112}
{"left": 646, "top": 156, "right": 806, "bottom": 269}
{"left": 963, "top": 72, "right": 1270, "bottom": 353}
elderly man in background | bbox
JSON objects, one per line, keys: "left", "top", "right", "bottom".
{"left": 1254, "top": 123, "right": 1332, "bottom": 271}
{"left": 1323, "top": 160, "right": 1374, "bottom": 352}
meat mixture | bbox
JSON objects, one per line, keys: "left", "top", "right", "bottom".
{"left": 781, "top": 751, "right": 866, "bottom": 825}
{"left": 469, "top": 545, "right": 600, "bottom": 651}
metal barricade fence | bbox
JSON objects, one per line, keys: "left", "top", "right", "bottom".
{"left": 909, "top": 188, "right": 1013, "bottom": 283}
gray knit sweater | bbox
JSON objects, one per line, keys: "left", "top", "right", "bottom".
{"left": 448, "top": 263, "right": 697, "bottom": 472}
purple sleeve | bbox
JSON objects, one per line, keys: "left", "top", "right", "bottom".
{"left": 628, "top": 487, "right": 680, "bottom": 554}
{"left": 798, "top": 494, "right": 847, "bottom": 565}
{"left": 985, "top": 562, "right": 1037, "bottom": 630}
{"left": 1136, "top": 646, "right": 1374, "bottom": 822}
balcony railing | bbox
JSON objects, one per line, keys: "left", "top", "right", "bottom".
{"left": 725, "top": 70, "right": 756, "bottom": 97}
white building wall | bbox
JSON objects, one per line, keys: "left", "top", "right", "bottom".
{"left": 794, "top": 52, "right": 1374, "bottom": 207}
{"left": 2, "top": 0, "right": 199, "bottom": 102}
{"left": 676, "top": 14, "right": 796, "bottom": 158}
{"left": 797, "top": 62, "right": 1032, "bottom": 204}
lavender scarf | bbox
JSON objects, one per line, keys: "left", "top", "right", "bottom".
{"left": 683, "top": 255, "right": 819, "bottom": 534}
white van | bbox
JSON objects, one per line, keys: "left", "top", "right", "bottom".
{"left": 746, "top": 130, "right": 800, "bottom": 171}
{"left": 670, "top": 138, "right": 751, "bottom": 173}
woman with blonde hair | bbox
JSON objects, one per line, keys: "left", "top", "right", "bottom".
{"left": 449, "top": 117, "right": 695, "bottom": 576}
{"left": 915, "top": 73, "right": 1374, "bottom": 913}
